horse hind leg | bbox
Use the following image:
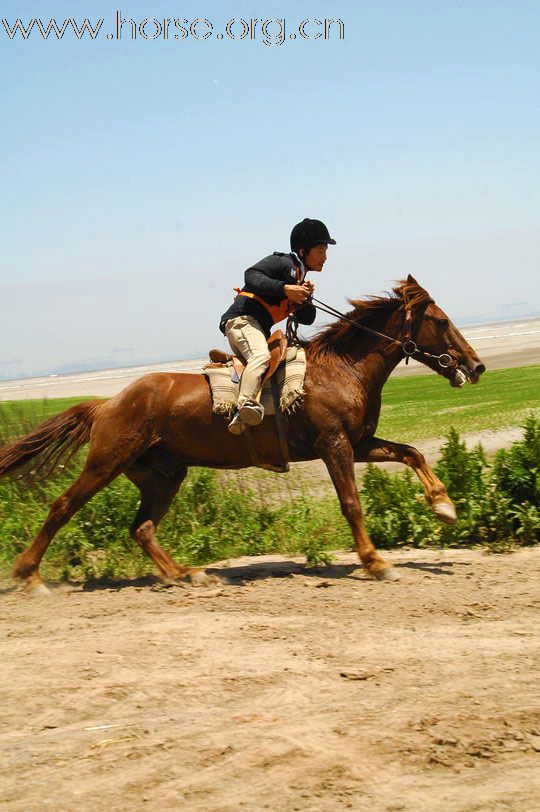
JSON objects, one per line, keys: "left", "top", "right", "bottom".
{"left": 13, "top": 462, "right": 127, "bottom": 595}
{"left": 125, "top": 463, "right": 218, "bottom": 587}
{"left": 12, "top": 427, "right": 149, "bottom": 595}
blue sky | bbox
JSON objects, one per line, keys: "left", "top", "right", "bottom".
{"left": 1, "top": 1, "right": 539, "bottom": 375}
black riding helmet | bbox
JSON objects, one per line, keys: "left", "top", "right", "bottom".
{"left": 290, "top": 218, "right": 337, "bottom": 254}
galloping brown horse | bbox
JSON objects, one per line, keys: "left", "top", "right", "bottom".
{"left": 0, "top": 276, "right": 485, "bottom": 594}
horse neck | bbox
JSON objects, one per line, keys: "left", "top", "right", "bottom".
{"left": 345, "top": 307, "right": 405, "bottom": 385}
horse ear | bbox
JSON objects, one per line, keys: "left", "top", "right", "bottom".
{"left": 407, "top": 274, "right": 419, "bottom": 286}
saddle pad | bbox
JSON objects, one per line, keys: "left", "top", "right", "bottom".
{"left": 204, "top": 348, "right": 306, "bottom": 417}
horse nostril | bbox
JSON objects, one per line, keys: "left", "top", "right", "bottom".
{"left": 474, "top": 363, "right": 486, "bottom": 375}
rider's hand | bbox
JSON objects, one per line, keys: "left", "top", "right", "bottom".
{"left": 303, "top": 280, "right": 315, "bottom": 294}
{"left": 284, "top": 284, "right": 311, "bottom": 304}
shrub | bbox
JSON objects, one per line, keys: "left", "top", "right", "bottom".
{"left": 362, "top": 466, "right": 440, "bottom": 548}
{"left": 492, "top": 415, "right": 540, "bottom": 506}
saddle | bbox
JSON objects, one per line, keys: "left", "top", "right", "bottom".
{"left": 206, "top": 330, "right": 295, "bottom": 475}
{"left": 208, "top": 330, "right": 288, "bottom": 385}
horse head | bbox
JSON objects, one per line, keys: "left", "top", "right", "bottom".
{"left": 399, "top": 275, "right": 486, "bottom": 387}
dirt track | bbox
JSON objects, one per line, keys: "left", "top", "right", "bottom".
{"left": 1, "top": 548, "right": 539, "bottom": 811}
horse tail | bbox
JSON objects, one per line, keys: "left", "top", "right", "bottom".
{"left": 0, "top": 400, "right": 104, "bottom": 482}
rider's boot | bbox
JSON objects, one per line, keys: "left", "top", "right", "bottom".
{"left": 238, "top": 399, "right": 265, "bottom": 426}
{"left": 227, "top": 410, "right": 246, "bottom": 435}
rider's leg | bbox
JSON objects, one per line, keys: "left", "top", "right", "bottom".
{"left": 225, "top": 316, "right": 270, "bottom": 423}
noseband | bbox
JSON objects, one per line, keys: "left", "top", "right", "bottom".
{"left": 308, "top": 294, "right": 459, "bottom": 371}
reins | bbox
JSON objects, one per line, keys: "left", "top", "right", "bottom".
{"left": 307, "top": 295, "right": 458, "bottom": 370}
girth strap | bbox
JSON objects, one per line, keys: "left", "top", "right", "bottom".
{"left": 270, "top": 376, "right": 290, "bottom": 473}
{"left": 243, "top": 426, "right": 261, "bottom": 468}
{"left": 242, "top": 377, "right": 291, "bottom": 474}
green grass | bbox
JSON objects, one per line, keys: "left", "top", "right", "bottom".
{"left": 377, "top": 365, "right": 539, "bottom": 441}
{"left": 0, "top": 397, "right": 91, "bottom": 442}
{"left": 0, "top": 396, "right": 88, "bottom": 420}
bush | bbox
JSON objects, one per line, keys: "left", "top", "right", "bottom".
{"left": 435, "top": 427, "right": 487, "bottom": 507}
{"left": 362, "top": 466, "right": 440, "bottom": 548}
{"left": 492, "top": 415, "right": 540, "bottom": 505}
{"left": 363, "top": 414, "right": 539, "bottom": 551}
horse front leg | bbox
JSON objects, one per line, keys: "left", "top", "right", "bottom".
{"left": 315, "top": 433, "right": 399, "bottom": 581}
{"left": 355, "top": 436, "right": 457, "bottom": 524}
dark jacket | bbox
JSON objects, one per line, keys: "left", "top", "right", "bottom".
{"left": 220, "top": 252, "right": 317, "bottom": 337}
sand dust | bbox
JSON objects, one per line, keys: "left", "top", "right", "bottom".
{"left": 1, "top": 547, "right": 539, "bottom": 811}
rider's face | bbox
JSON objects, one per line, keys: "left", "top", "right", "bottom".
{"left": 303, "top": 244, "right": 328, "bottom": 272}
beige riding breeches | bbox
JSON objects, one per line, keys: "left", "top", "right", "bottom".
{"left": 224, "top": 315, "right": 271, "bottom": 409}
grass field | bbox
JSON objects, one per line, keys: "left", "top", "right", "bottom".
{"left": 378, "top": 364, "right": 539, "bottom": 440}
{"left": 0, "top": 396, "right": 89, "bottom": 425}
{"left": 0, "top": 364, "right": 538, "bottom": 442}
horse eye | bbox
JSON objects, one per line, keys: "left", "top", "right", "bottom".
{"left": 438, "top": 319, "right": 449, "bottom": 327}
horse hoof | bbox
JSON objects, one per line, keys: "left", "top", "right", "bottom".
{"left": 433, "top": 501, "right": 457, "bottom": 525}
{"left": 184, "top": 571, "right": 220, "bottom": 587}
{"left": 372, "top": 567, "right": 400, "bottom": 582}
{"left": 22, "top": 581, "right": 52, "bottom": 597}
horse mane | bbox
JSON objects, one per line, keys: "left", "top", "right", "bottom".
{"left": 307, "top": 278, "right": 430, "bottom": 360}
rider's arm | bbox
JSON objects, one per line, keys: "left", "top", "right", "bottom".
{"left": 244, "top": 255, "right": 289, "bottom": 298}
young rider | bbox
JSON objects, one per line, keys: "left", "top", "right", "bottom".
{"left": 219, "top": 218, "right": 336, "bottom": 435}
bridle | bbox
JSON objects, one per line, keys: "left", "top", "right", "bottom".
{"left": 306, "top": 293, "right": 459, "bottom": 371}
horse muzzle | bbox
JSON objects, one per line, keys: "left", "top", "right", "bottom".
{"left": 450, "top": 361, "right": 486, "bottom": 387}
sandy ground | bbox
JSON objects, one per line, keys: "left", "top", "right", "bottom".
{"left": 1, "top": 548, "right": 539, "bottom": 812}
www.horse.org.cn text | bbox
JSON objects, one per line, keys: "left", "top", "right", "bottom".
{"left": 1, "top": 14, "right": 346, "bottom": 46}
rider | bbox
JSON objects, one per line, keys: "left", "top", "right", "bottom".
{"left": 219, "top": 218, "right": 337, "bottom": 435}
